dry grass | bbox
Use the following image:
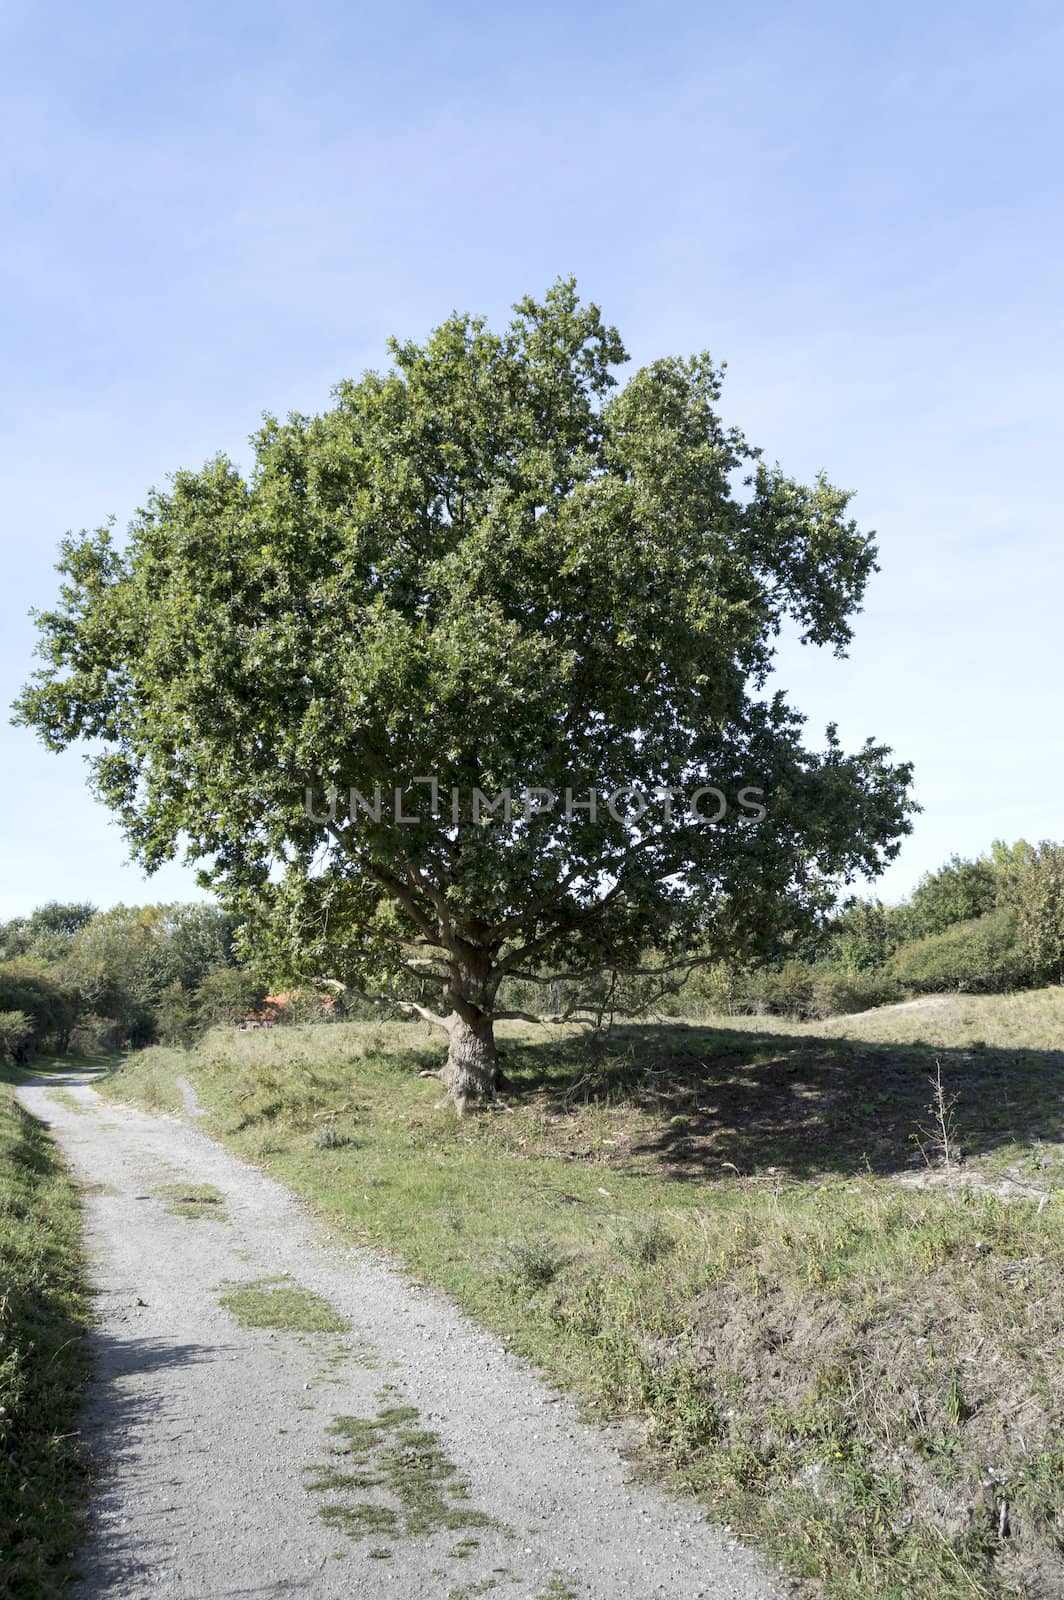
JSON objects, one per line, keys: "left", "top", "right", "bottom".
{"left": 726, "top": 985, "right": 1064, "bottom": 1051}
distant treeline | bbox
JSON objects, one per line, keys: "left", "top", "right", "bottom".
{"left": 2, "top": 838, "right": 1062, "bottom": 1060}
{"left": 0, "top": 902, "right": 273, "bottom": 1062}
{"left": 683, "top": 837, "right": 1064, "bottom": 1021}
{"left": 494, "top": 838, "right": 1064, "bottom": 1025}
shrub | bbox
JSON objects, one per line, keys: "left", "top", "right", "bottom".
{"left": 890, "top": 910, "right": 1030, "bottom": 995}
{"left": 827, "top": 897, "right": 901, "bottom": 971}
{"left": 155, "top": 982, "right": 198, "bottom": 1046}
{"left": 312, "top": 1120, "right": 351, "bottom": 1151}
{"left": 195, "top": 967, "right": 266, "bottom": 1026}
{"left": 741, "top": 960, "right": 824, "bottom": 1019}
{"left": 807, "top": 969, "right": 901, "bottom": 1019}
{"left": 0, "top": 965, "right": 78, "bottom": 1054}
{"left": 682, "top": 962, "right": 753, "bottom": 1016}
{"left": 68, "top": 1014, "right": 126, "bottom": 1055}
{"left": 500, "top": 1238, "right": 563, "bottom": 1292}
{"left": 0, "top": 1010, "right": 33, "bottom": 1062}
{"left": 738, "top": 961, "right": 900, "bottom": 1021}
{"left": 625, "top": 1216, "right": 676, "bottom": 1265}
{"left": 999, "top": 840, "right": 1064, "bottom": 985}
{"left": 761, "top": 960, "right": 816, "bottom": 1018}
{"left": 906, "top": 854, "right": 999, "bottom": 938}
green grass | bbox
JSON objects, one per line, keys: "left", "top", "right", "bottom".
{"left": 153, "top": 1181, "right": 227, "bottom": 1219}
{"left": 98, "top": 1043, "right": 185, "bottom": 1115}
{"left": 307, "top": 1400, "right": 498, "bottom": 1542}
{"left": 218, "top": 1274, "right": 349, "bottom": 1332}
{"left": 100, "top": 1001, "right": 1064, "bottom": 1600}
{"left": 0, "top": 1074, "right": 91, "bottom": 1598}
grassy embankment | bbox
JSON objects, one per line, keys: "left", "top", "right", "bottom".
{"left": 0, "top": 1061, "right": 94, "bottom": 1598}
{"left": 100, "top": 991, "right": 1064, "bottom": 1600}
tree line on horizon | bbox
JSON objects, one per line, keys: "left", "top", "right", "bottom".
{"left": 685, "top": 836, "right": 1064, "bottom": 1021}
{"left": 0, "top": 903, "right": 260, "bottom": 1063}
{"left": 1, "top": 835, "right": 1061, "bottom": 1063}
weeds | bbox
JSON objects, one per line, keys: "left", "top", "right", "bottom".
{"left": 624, "top": 1215, "right": 676, "bottom": 1265}
{"left": 0, "top": 1078, "right": 91, "bottom": 1599}
{"left": 499, "top": 1238, "right": 564, "bottom": 1292}
{"left": 911, "top": 1058, "right": 962, "bottom": 1177}
{"left": 535, "top": 1580, "right": 581, "bottom": 1600}
{"left": 313, "top": 1120, "right": 352, "bottom": 1151}
{"left": 307, "top": 1403, "right": 497, "bottom": 1543}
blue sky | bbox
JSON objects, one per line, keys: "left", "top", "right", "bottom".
{"left": 2, "top": 0, "right": 1062, "bottom": 919}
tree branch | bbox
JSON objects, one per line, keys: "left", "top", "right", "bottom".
{"left": 309, "top": 976, "right": 452, "bottom": 1032}
{"left": 326, "top": 819, "right": 441, "bottom": 944}
{"left": 489, "top": 1008, "right": 552, "bottom": 1025}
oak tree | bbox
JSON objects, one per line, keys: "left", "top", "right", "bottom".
{"left": 15, "top": 281, "right": 914, "bottom": 1106}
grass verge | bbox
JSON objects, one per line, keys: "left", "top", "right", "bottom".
{"left": 0, "top": 1074, "right": 91, "bottom": 1598}
{"left": 100, "top": 1001, "right": 1064, "bottom": 1600}
{"left": 100, "top": 1043, "right": 185, "bottom": 1116}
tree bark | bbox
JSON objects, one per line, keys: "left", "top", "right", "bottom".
{"left": 441, "top": 1013, "right": 500, "bottom": 1111}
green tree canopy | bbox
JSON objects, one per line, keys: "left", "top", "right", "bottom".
{"left": 0, "top": 901, "right": 97, "bottom": 963}
{"left": 0, "top": 966, "right": 78, "bottom": 1056}
{"left": 14, "top": 280, "right": 914, "bottom": 1104}
{"left": 55, "top": 901, "right": 236, "bottom": 1044}
{"left": 906, "top": 853, "right": 999, "bottom": 939}
{"left": 828, "top": 896, "right": 901, "bottom": 972}
{"left": 194, "top": 967, "right": 267, "bottom": 1028}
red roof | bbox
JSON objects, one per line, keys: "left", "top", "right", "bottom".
{"left": 241, "top": 989, "right": 337, "bottom": 1025}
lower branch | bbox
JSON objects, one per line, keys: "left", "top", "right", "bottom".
{"left": 309, "top": 977, "right": 452, "bottom": 1033}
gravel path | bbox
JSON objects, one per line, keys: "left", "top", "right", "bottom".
{"left": 19, "top": 1074, "right": 786, "bottom": 1600}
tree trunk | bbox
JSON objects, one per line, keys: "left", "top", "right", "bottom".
{"left": 441, "top": 1013, "right": 499, "bottom": 1112}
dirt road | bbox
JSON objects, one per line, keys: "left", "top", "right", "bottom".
{"left": 19, "top": 1074, "right": 785, "bottom": 1599}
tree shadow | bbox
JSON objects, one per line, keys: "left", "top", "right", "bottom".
{"left": 71, "top": 1329, "right": 375, "bottom": 1597}
{"left": 6, "top": 1053, "right": 116, "bottom": 1089}
{"left": 71, "top": 1331, "right": 220, "bottom": 1596}
{"left": 503, "top": 1019, "right": 1064, "bottom": 1183}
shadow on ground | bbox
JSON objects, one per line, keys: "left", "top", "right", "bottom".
{"left": 73, "top": 1330, "right": 248, "bottom": 1597}
{"left": 501, "top": 1021, "right": 1064, "bottom": 1183}
{"left": 7, "top": 1054, "right": 117, "bottom": 1090}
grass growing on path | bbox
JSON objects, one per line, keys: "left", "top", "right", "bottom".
{"left": 218, "top": 1274, "right": 349, "bottom": 1332}
{"left": 0, "top": 1074, "right": 91, "bottom": 1599}
{"left": 45, "top": 1087, "right": 89, "bottom": 1115}
{"left": 102, "top": 1000, "right": 1064, "bottom": 1600}
{"left": 154, "top": 1180, "right": 227, "bottom": 1219}
{"left": 307, "top": 1398, "right": 497, "bottom": 1544}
